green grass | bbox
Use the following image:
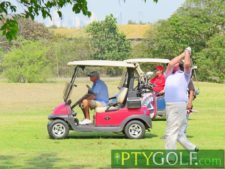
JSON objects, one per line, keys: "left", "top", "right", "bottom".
{"left": 0, "top": 80, "right": 225, "bottom": 169}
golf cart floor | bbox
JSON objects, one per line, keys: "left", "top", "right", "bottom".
{"left": 74, "top": 124, "right": 121, "bottom": 132}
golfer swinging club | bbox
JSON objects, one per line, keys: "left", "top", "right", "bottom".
{"left": 164, "top": 47, "right": 198, "bottom": 151}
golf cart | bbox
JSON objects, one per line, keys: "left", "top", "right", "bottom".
{"left": 125, "top": 58, "right": 199, "bottom": 119}
{"left": 47, "top": 60, "right": 152, "bottom": 139}
{"left": 125, "top": 58, "right": 170, "bottom": 119}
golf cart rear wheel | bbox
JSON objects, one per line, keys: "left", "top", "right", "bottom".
{"left": 124, "top": 120, "right": 145, "bottom": 139}
{"left": 48, "top": 119, "right": 69, "bottom": 139}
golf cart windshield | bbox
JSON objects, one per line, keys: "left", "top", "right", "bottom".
{"left": 63, "top": 66, "right": 80, "bottom": 102}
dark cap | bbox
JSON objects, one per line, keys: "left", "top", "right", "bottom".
{"left": 87, "top": 71, "right": 100, "bottom": 77}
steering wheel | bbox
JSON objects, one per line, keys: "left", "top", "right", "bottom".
{"left": 86, "top": 84, "right": 91, "bottom": 89}
{"left": 71, "top": 85, "right": 95, "bottom": 109}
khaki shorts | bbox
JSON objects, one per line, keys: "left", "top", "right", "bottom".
{"left": 89, "top": 100, "right": 105, "bottom": 109}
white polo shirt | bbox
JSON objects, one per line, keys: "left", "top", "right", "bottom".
{"left": 164, "top": 70, "right": 191, "bottom": 103}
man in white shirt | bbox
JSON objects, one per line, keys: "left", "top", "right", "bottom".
{"left": 164, "top": 47, "right": 198, "bottom": 151}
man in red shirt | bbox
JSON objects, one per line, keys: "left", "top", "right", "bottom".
{"left": 149, "top": 65, "right": 165, "bottom": 95}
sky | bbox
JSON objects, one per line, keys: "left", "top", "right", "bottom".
{"left": 35, "top": 0, "right": 186, "bottom": 28}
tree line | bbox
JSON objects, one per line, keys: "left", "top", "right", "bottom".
{"left": 0, "top": 0, "right": 224, "bottom": 83}
{"left": 142, "top": 0, "right": 225, "bottom": 82}
{"left": 0, "top": 15, "right": 131, "bottom": 82}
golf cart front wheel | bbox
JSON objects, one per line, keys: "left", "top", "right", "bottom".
{"left": 48, "top": 119, "right": 69, "bottom": 139}
{"left": 124, "top": 120, "right": 145, "bottom": 139}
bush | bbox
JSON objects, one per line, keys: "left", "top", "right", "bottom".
{"left": 3, "top": 40, "right": 50, "bottom": 83}
{"left": 18, "top": 18, "right": 53, "bottom": 40}
{"left": 47, "top": 37, "right": 93, "bottom": 77}
{"left": 195, "top": 34, "right": 225, "bottom": 82}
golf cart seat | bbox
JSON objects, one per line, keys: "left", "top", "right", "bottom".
{"left": 95, "top": 87, "right": 128, "bottom": 113}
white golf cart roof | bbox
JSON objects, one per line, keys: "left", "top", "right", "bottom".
{"left": 125, "top": 58, "right": 170, "bottom": 64}
{"left": 67, "top": 60, "right": 135, "bottom": 68}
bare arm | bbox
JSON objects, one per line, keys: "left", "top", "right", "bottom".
{"left": 187, "top": 90, "right": 194, "bottom": 110}
{"left": 165, "top": 52, "right": 185, "bottom": 77}
{"left": 187, "top": 80, "right": 195, "bottom": 110}
{"left": 184, "top": 47, "right": 192, "bottom": 73}
{"left": 159, "top": 89, "right": 165, "bottom": 94}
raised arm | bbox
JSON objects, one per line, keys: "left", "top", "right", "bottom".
{"left": 165, "top": 52, "right": 185, "bottom": 77}
{"left": 184, "top": 47, "right": 192, "bottom": 74}
{"left": 165, "top": 47, "right": 192, "bottom": 77}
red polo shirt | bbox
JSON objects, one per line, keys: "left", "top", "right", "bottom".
{"left": 149, "top": 74, "right": 165, "bottom": 93}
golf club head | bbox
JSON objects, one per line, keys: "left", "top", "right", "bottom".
{"left": 195, "top": 88, "right": 200, "bottom": 95}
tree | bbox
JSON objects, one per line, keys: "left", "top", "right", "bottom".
{"left": 0, "top": 0, "right": 91, "bottom": 41}
{"left": 18, "top": 18, "right": 52, "bottom": 40}
{"left": 146, "top": 16, "right": 209, "bottom": 58}
{"left": 86, "top": 14, "right": 131, "bottom": 60}
{"left": 141, "top": 0, "right": 225, "bottom": 82}
{"left": 195, "top": 33, "right": 225, "bottom": 82}
{"left": 0, "top": 48, "right": 4, "bottom": 74}
{"left": 0, "top": 0, "right": 159, "bottom": 41}
{"left": 3, "top": 40, "right": 50, "bottom": 82}
{"left": 47, "top": 37, "right": 93, "bottom": 77}
{"left": 145, "top": 0, "right": 225, "bottom": 59}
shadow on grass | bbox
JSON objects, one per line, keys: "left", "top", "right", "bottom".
{"left": 96, "top": 165, "right": 112, "bottom": 169}
{"left": 67, "top": 164, "right": 95, "bottom": 169}
{"left": 0, "top": 153, "right": 93, "bottom": 169}
{"left": 187, "top": 135, "right": 194, "bottom": 138}
{"left": 152, "top": 118, "right": 166, "bottom": 121}
{"left": 159, "top": 135, "right": 194, "bottom": 140}
{"left": 67, "top": 165, "right": 112, "bottom": 169}
{"left": 0, "top": 153, "right": 60, "bottom": 169}
{"left": 66, "top": 132, "right": 157, "bottom": 139}
{"left": 26, "top": 153, "right": 60, "bottom": 169}
{"left": 0, "top": 155, "right": 21, "bottom": 169}
{"left": 153, "top": 118, "right": 196, "bottom": 122}
{"left": 0, "top": 154, "right": 113, "bottom": 169}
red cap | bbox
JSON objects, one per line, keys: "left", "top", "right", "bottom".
{"left": 155, "top": 65, "right": 164, "bottom": 71}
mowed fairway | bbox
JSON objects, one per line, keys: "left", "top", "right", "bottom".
{"left": 0, "top": 79, "right": 225, "bottom": 169}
